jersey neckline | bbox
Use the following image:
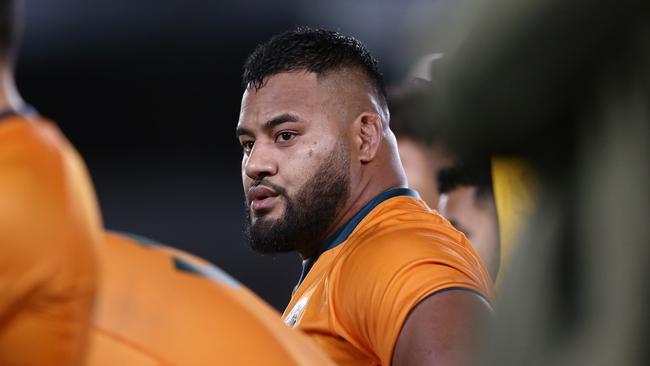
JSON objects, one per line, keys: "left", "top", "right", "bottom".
{"left": 295, "top": 187, "right": 420, "bottom": 290}
{"left": 0, "top": 104, "right": 38, "bottom": 121}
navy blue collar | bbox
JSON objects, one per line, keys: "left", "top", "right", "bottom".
{"left": 321, "top": 187, "right": 420, "bottom": 251}
{"left": 294, "top": 188, "right": 420, "bottom": 290}
{"left": 0, "top": 104, "right": 37, "bottom": 121}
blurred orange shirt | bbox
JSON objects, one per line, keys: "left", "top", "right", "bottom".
{"left": 87, "top": 232, "right": 334, "bottom": 365}
{"left": 282, "top": 189, "right": 494, "bottom": 365}
{"left": 0, "top": 115, "right": 103, "bottom": 365}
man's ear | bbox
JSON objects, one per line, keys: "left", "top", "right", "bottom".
{"left": 354, "top": 112, "right": 383, "bottom": 163}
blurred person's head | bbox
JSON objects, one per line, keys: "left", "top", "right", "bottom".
{"left": 390, "top": 53, "right": 453, "bottom": 209}
{"left": 237, "top": 27, "right": 405, "bottom": 258}
{"left": 0, "top": 0, "right": 25, "bottom": 112}
{"left": 437, "top": 163, "right": 499, "bottom": 279}
{"left": 0, "top": 0, "right": 17, "bottom": 60}
{"left": 389, "top": 86, "right": 452, "bottom": 209}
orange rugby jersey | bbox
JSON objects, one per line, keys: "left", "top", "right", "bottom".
{"left": 87, "top": 232, "right": 333, "bottom": 366}
{"left": 0, "top": 113, "right": 103, "bottom": 365}
{"left": 282, "top": 188, "right": 494, "bottom": 365}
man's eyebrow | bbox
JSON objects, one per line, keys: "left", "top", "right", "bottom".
{"left": 264, "top": 113, "right": 302, "bottom": 130}
{"left": 236, "top": 113, "right": 303, "bottom": 138}
{"left": 235, "top": 126, "right": 253, "bottom": 138}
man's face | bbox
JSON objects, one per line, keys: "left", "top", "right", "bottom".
{"left": 438, "top": 186, "right": 500, "bottom": 279}
{"left": 236, "top": 71, "right": 351, "bottom": 255}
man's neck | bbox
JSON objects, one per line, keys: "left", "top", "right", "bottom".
{"left": 0, "top": 65, "right": 25, "bottom": 113}
{"left": 297, "top": 178, "right": 406, "bottom": 260}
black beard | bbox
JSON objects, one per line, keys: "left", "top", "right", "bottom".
{"left": 243, "top": 143, "right": 350, "bottom": 255}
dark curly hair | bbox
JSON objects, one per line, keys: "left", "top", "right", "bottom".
{"left": 242, "top": 27, "right": 386, "bottom": 105}
{"left": 0, "top": 0, "right": 18, "bottom": 58}
{"left": 437, "top": 161, "right": 494, "bottom": 202}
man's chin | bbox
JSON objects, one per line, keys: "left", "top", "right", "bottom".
{"left": 251, "top": 207, "right": 284, "bottom": 223}
{"left": 246, "top": 220, "right": 296, "bottom": 254}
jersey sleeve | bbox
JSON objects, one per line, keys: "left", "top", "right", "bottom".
{"left": 331, "top": 226, "right": 494, "bottom": 365}
{"left": 0, "top": 120, "right": 103, "bottom": 365}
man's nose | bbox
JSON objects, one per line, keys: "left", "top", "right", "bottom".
{"left": 244, "top": 142, "right": 279, "bottom": 180}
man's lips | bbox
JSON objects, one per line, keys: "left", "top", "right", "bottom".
{"left": 248, "top": 186, "right": 280, "bottom": 212}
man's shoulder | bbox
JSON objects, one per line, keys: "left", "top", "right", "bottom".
{"left": 0, "top": 114, "right": 101, "bottom": 262}
{"left": 0, "top": 115, "right": 77, "bottom": 183}
{"left": 361, "top": 195, "right": 453, "bottom": 229}
{"left": 103, "top": 231, "right": 242, "bottom": 289}
{"left": 332, "top": 195, "right": 492, "bottom": 297}
{"left": 0, "top": 115, "right": 94, "bottom": 219}
{"left": 349, "top": 195, "right": 470, "bottom": 257}
{"left": 0, "top": 115, "right": 68, "bottom": 153}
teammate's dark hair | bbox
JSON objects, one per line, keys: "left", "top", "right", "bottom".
{"left": 242, "top": 27, "right": 386, "bottom": 104}
{"left": 388, "top": 84, "right": 433, "bottom": 144}
{"left": 437, "top": 162, "right": 494, "bottom": 202}
{"left": 0, "top": 0, "right": 17, "bottom": 59}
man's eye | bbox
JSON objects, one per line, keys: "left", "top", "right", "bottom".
{"left": 276, "top": 132, "right": 296, "bottom": 142}
{"left": 241, "top": 141, "right": 254, "bottom": 152}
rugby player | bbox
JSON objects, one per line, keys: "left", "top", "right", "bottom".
{"left": 236, "top": 27, "right": 494, "bottom": 365}
{"left": 0, "top": 1, "right": 102, "bottom": 364}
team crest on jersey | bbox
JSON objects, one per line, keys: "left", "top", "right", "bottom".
{"left": 284, "top": 296, "right": 309, "bottom": 327}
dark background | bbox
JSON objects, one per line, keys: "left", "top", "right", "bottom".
{"left": 17, "top": 0, "right": 439, "bottom": 309}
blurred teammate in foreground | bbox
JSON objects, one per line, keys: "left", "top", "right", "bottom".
{"left": 411, "top": 0, "right": 649, "bottom": 363}
{"left": 86, "top": 232, "right": 333, "bottom": 365}
{"left": 236, "top": 27, "right": 494, "bottom": 365}
{"left": 0, "top": 1, "right": 103, "bottom": 364}
{"left": 0, "top": 2, "right": 333, "bottom": 363}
